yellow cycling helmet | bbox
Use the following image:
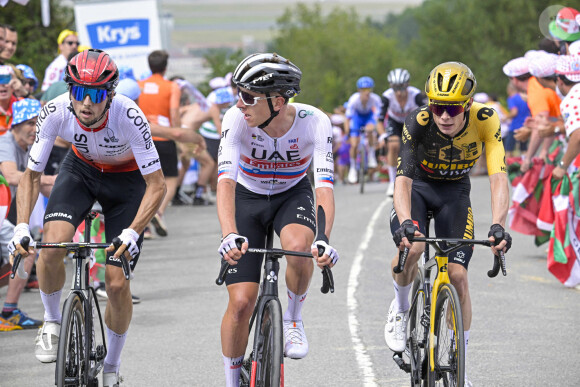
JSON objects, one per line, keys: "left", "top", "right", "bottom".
{"left": 425, "top": 62, "right": 477, "bottom": 103}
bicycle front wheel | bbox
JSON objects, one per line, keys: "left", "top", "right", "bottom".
{"left": 408, "top": 272, "right": 428, "bottom": 387}
{"left": 358, "top": 146, "right": 366, "bottom": 194}
{"left": 254, "top": 299, "right": 284, "bottom": 387}
{"left": 56, "top": 294, "right": 87, "bottom": 387}
{"left": 428, "top": 283, "right": 464, "bottom": 387}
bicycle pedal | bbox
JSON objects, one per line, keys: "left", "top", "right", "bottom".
{"left": 392, "top": 352, "right": 411, "bottom": 373}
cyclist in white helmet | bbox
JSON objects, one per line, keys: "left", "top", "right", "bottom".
{"left": 377, "top": 68, "right": 427, "bottom": 196}
{"left": 217, "top": 53, "right": 339, "bottom": 386}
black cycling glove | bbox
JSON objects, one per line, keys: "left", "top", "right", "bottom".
{"left": 393, "top": 219, "right": 417, "bottom": 247}
{"left": 488, "top": 224, "right": 512, "bottom": 253}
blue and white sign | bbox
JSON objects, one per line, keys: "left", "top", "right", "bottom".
{"left": 86, "top": 19, "right": 150, "bottom": 49}
{"left": 74, "top": 0, "right": 162, "bottom": 78}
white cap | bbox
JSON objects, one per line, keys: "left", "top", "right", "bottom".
{"left": 209, "top": 76, "right": 227, "bottom": 90}
{"left": 473, "top": 92, "right": 489, "bottom": 103}
{"left": 529, "top": 53, "right": 558, "bottom": 78}
{"left": 556, "top": 55, "right": 580, "bottom": 82}
{"left": 569, "top": 40, "right": 580, "bottom": 57}
{"left": 503, "top": 57, "right": 529, "bottom": 77}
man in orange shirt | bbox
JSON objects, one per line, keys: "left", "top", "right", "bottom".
{"left": 138, "top": 50, "right": 181, "bottom": 236}
{"left": 503, "top": 54, "right": 561, "bottom": 172}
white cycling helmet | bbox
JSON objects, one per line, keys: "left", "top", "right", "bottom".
{"left": 388, "top": 68, "right": 410, "bottom": 85}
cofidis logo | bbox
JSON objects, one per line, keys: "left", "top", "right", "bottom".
{"left": 87, "top": 19, "right": 149, "bottom": 49}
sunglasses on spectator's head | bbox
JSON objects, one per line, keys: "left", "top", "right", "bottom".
{"left": 71, "top": 85, "right": 108, "bottom": 104}
{"left": 428, "top": 99, "right": 470, "bottom": 118}
{"left": 238, "top": 89, "right": 277, "bottom": 106}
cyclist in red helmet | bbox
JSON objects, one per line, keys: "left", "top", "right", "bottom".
{"left": 9, "top": 49, "right": 166, "bottom": 386}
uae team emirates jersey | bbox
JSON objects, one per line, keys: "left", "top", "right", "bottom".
{"left": 28, "top": 93, "right": 160, "bottom": 174}
{"left": 218, "top": 103, "right": 335, "bottom": 196}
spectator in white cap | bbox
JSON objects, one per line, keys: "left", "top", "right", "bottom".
{"left": 568, "top": 40, "right": 580, "bottom": 57}
{"left": 510, "top": 52, "right": 562, "bottom": 173}
{"left": 552, "top": 55, "right": 580, "bottom": 180}
{"left": 209, "top": 76, "right": 228, "bottom": 90}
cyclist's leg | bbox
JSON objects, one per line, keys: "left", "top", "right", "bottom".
{"left": 385, "top": 182, "right": 430, "bottom": 352}
{"left": 273, "top": 178, "right": 316, "bottom": 359}
{"left": 98, "top": 168, "right": 146, "bottom": 376}
{"left": 39, "top": 153, "right": 96, "bottom": 319}
{"left": 432, "top": 179, "right": 473, "bottom": 381}
{"left": 348, "top": 119, "right": 361, "bottom": 183}
{"left": 221, "top": 184, "right": 270, "bottom": 385}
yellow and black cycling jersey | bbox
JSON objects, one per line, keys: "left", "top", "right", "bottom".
{"left": 397, "top": 102, "right": 506, "bottom": 181}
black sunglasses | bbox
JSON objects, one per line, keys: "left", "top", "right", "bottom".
{"left": 64, "top": 40, "right": 79, "bottom": 46}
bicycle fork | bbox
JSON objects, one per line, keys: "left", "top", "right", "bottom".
{"left": 428, "top": 255, "right": 450, "bottom": 372}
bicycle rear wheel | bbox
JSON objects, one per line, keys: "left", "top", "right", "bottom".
{"left": 428, "top": 283, "right": 464, "bottom": 387}
{"left": 408, "top": 272, "right": 428, "bottom": 387}
{"left": 253, "top": 299, "right": 284, "bottom": 387}
{"left": 56, "top": 293, "right": 87, "bottom": 387}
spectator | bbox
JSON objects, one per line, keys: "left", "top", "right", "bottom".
{"left": 0, "top": 99, "right": 54, "bottom": 331}
{"left": 0, "top": 65, "right": 20, "bottom": 135}
{"left": 40, "top": 52, "right": 79, "bottom": 106}
{"left": 0, "top": 24, "right": 17, "bottom": 63}
{"left": 548, "top": 7, "right": 580, "bottom": 55}
{"left": 192, "top": 86, "right": 234, "bottom": 205}
{"left": 505, "top": 82, "right": 531, "bottom": 158}
{"left": 41, "top": 29, "right": 79, "bottom": 92}
{"left": 138, "top": 50, "right": 181, "bottom": 237}
{"left": 15, "top": 64, "right": 38, "bottom": 99}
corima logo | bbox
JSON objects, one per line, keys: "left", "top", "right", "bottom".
{"left": 87, "top": 19, "right": 149, "bottom": 49}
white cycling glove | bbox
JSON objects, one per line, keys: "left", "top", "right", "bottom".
{"left": 312, "top": 240, "right": 339, "bottom": 265}
{"left": 218, "top": 233, "right": 248, "bottom": 258}
{"left": 117, "top": 228, "right": 140, "bottom": 258}
{"left": 8, "top": 223, "right": 34, "bottom": 256}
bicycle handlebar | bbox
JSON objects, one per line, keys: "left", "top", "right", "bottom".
{"left": 11, "top": 236, "right": 130, "bottom": 280}
{"left": 215, "top": 243, "right": 335, "bottom": 294}
{"left": 393, "top": 227, "right": 507, "bottom": 278}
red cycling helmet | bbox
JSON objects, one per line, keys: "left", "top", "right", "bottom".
{"left": 64, "top": 49, "right": 119, "bottom": 90}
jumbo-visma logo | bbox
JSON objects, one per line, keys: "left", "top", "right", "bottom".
{"left": 86, "top": 19, "right": 149, "bottom": 49}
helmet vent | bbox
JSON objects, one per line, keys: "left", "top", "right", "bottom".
{"left": 462, "top": 79, "right": 475, "bottom": 96}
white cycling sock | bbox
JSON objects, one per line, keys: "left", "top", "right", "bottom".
{"left": 393, "top": 281, "right": 412, "bottom": 312}
{"left": 464, "top": 330, "right": 469, "bottom": 375}
{"left": 349, "top": 157, "right": 355, "bottom": 169}
{"left": 284, "top": 289, "right": 307, "bottom": 321}
{"left": 104, "top": 326, "right": 127, "bottom": 373}
{"left": 388, "top": 166, "right": 396, "bottom": 183}
{"left": 223, "top": 354, "right": 244, "bottom": 387}
{"left": 41, "top": 290, "right": 62, "bottom": 323}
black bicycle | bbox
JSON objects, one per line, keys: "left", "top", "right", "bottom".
{"left": 216, "top": 206, "right": 335, "bottom": 387}
{"left": 12, "top": 211, "right": 130, "bottom": 387}
{"left": 392, "top": 211, "right": 507, "bottom": 387}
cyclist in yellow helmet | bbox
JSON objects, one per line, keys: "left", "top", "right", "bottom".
{"left": 384, "top": 62, "right": 511, "bottom": 385}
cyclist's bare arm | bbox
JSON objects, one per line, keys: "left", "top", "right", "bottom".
{"left": 315, "top": 187, "right": 335, "bottom": 240}
{"left": 125, "top": 169, "right": 166, "bottom": 235}
{"left": 16, "top": 168, "right": 41, "bottom": 226}
{"left": 393, "top": 175, "right": 414, "bottom": 249}
{"left": 216, "top": 178, "right": 248, "bottom": 263}
{"left": 149, "top": 121, "right": 205, "bottom": 146}
{"left": 209, "top": 103, "right": 223, "bottom": 136}
{"left": 489, "top": 172, "right": 510, "bottom": 253}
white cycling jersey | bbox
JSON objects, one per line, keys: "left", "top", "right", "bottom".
{"left": 28, "top": 93, "right": 161, "bottom": 175}
{"left": 345, "top": 92, "right": 382, "bottom": 120}
{"left": 218, "top": 103, "right": 334, "bottom": 196}
{"left": 381, "top": 86, "right": 423, "bottom": 124}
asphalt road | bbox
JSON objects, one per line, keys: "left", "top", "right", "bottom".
{"left": 1, "top": 176, "right": 579, "bottom": 386}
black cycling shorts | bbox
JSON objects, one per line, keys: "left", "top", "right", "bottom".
{"left": 154, "top": 140, "right": 178, "bottom": 177}
{"left": 203, "top": 137, "right": 220, "bottom": 162}
{"left": 44, "top": 151, "right": 146, "bottom": 270}
{"left": 389, "top": 178, "right": 474, "bottom": 269}
{"left": 385, "top": 117, "right": 404, "bottom": 138}
{"left": 226, "top": 177, "right": 316, "bottom": 285}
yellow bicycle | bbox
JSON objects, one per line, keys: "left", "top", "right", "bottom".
{"left": 392, "top": 211, "right": 506, "bottom": 387}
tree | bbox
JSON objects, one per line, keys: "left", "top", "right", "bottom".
{"left": 1, "top": 0, "right": 74, "bottom": 88}
{"left": 200, "top": 48, "right": 245, "bottom": 96}
{"left": 272, "top": 4, "right": 397, "bottom": 112}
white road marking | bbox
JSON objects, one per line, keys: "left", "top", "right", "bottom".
{"left": 347, "top": 197, "right": 390, "bottom": 386}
